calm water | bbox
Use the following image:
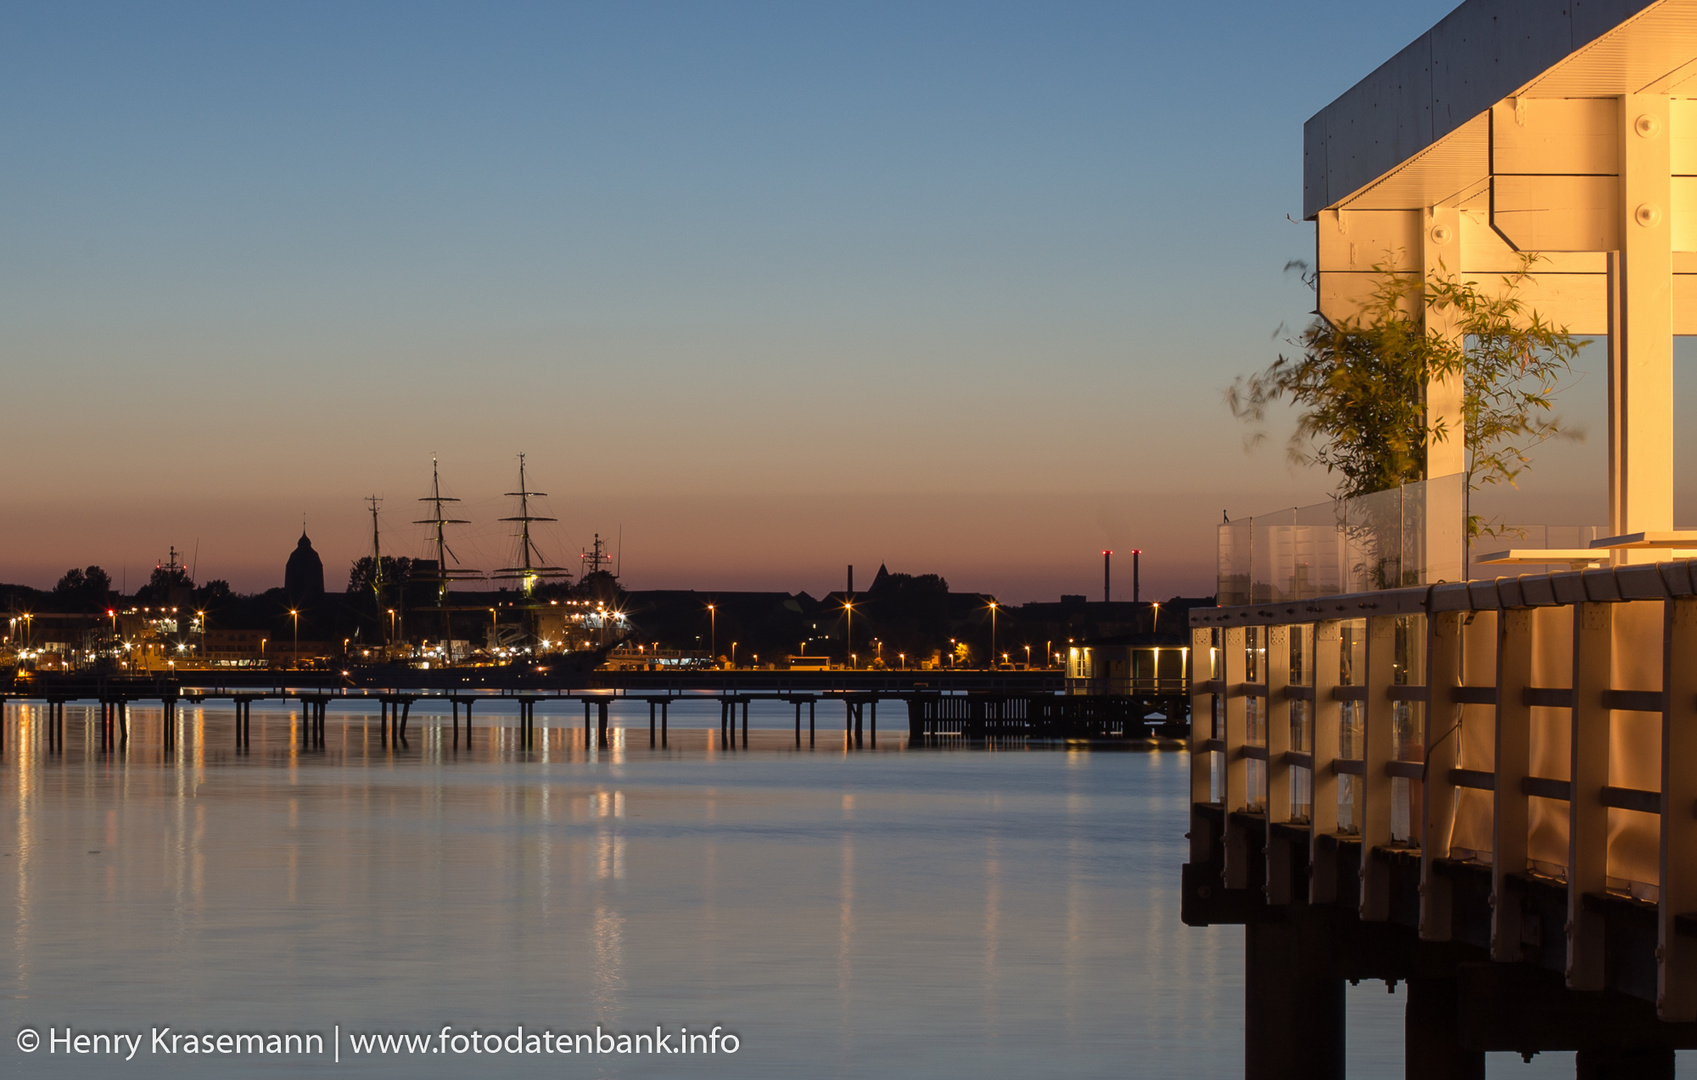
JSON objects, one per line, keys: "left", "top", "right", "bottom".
{"left": 0, "top": 698, "right": 1577, "bottom": 1077}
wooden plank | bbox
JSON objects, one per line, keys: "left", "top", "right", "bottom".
{"left": 1569, "top": 602, "right": 1610, "bottom": 990}
{"left": 1602, "top": 786, "right": 1660, "bottom": 814}
{"left": 1360, "top": 615, "right": 1397, "bottom": 921}
{"left": 1491, "top": 97, "right": 1619, "bottom": 176}
{"left": 1455, "top": 686, "right": 1499, "bottom": 705}
{"left": 1422, "top": 610, "right": 1464, "bottom": 941}
{"left": 1190, "top": 627, "right": 1218, "bottom": 865}
{"left": 1521, "top": 776, "right": 1573, "bottom": 801}
{"left": 1661, "top": 598, "right": 1697, "bottom": 1020}
{"left": 1333, "top": 686, "right": 1369, "bottom": 701}
{"left": 1492, "top": 174, "right": 1621, "bottom": 252}
{"left": 1333, "top": 759, "right": 1366, "bottom": 776}
{"left": 1310, "top": 621, "right": 1344, "bottom": 904}
{"left": 1493, "top": 607, "right": 1535, "bottom": 961}
{"left": 1524, "top": 686, "right": 1576, "bottom": 708}
{"left": 1451, "top": 768, "right": 1496, "bottom": 791}
{"left": 1264, "top": 625, "right": 1295, "bottom": 904}
{"left": 1603, "top": 688, "right": 1664, "bottom": 712}
{"left": 1221, "top": 627, "right": 1251, "bottom": 890}
{"left": 1386, "top": 761, "right": 1426, "bottom": 780}
{"left": 1388, "top": 684, "right": 1431, "bottom": 702}
{"left": 1242, "top": 745, "right": 1270, "bottom": 762}
{"left": 1282, "top": 751, "right": 1315, "bottom": 769}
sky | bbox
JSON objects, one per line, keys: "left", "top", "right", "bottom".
{"left": 3, "top": 1, "right": 1688, "bottom": 602}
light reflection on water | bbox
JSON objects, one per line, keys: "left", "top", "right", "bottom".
{"left": 0, "top": 699, "right": 1568, "bottom": 1077}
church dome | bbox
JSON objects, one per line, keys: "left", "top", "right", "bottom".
{"left": 285, "top": 531, "right": 325, "bottom": 597}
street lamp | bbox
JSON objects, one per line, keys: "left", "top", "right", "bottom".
{"left": 842, "top": 599, "right": 854, "bottom": 667}
{"left": 731, "top": 641, "right": 738, "bottom": 668}
{"left": 387, "top": 608, "right": 397, "bottom": 646}
{"left": 1024, "top": 644, "right": 1031, "bottom": 668}
{"left": 899, "top": 652, "right": 906, "bottom": 670}
{"left": 988, "top": 601, "right": 998, "bottom": 669}
{"left": 290, "top": 609, "right": 299, "bottom": 670}
{"left": 708, "top": 604, "right": 716, "bottom": 661}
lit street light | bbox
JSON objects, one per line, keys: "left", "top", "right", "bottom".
{"left": 290, "top": 609, "right": 300, "bottom": 671}
{"left": 843, "top": 600, "right": 854, "bottom": 667}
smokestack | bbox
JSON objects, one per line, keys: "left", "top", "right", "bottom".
{"left": 1132, "top": 549, "right": 1142, "bottom": 603}
{"left": 1103, "top": 551, "right": 1111, "bottom": 603}
{"left": 847, "top": 565, "right": 854, "bottom": 596}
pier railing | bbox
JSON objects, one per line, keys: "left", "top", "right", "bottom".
{"left": 1188, "top": 558, "right": 1697, "bottom": 1020}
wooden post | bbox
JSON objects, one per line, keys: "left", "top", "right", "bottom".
{"left": 1191, "top": 627, "right": 1217, "bottom": 863}
{"left": 1264, "top": 625, "right": 1294, "bottom": 904}
{"left": 1493, "top": 607, "right": 1535, "bottom": 961}
{"left": 1569, "top": 602, "right": 1612, "bottom": 989}
{"left": 1359, "top": 615, "right": 1397, "bottom": 922}
{"left": 650, "top": 701, "right": 657, "bottom": 748}
{"left": 1244, "top": 916, "right": 1346, "bottom": 1080}
{"left": 1310, "top": 622, "right": 1343, "bottom": 903}
{"left": 1421, "top": 610, "right": 1465, "bottom": 942}
{"left": 1659, "top": 596, "right": 1697, "bottom": 1019}
{"left": 1220, "top": 626, "right": 1250, "bottom": 889}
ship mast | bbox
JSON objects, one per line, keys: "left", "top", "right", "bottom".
{"left": 413, "top": 457, "right": 481, "bottom": 604}
{"left": 494, "top": 453, "right": 570, "bottom": 599}
{"left": 366, "top": 495, "right": 389, "bottom": 643}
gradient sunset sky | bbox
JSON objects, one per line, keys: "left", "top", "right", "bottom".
{"left": 5, "top": 1, "right": 1691, "bottom": 602}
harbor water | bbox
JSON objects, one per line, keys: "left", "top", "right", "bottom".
{"left": 1, "top": 698, "right": 1578, "bottom": 1077}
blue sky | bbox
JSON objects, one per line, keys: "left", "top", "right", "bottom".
{"left": 5, "top": 0, "right": 1645, "bottom": 600}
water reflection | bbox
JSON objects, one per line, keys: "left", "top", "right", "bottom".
{"left": 1, "top": 699, "right": 1254, "bottom": 1078}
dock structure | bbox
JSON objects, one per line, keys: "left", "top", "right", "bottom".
{"left": 0, "top": 678, "right": 1172, "bottom": 753}
{"left": 1189, "top": 1, "right": 1697, "bottom": 1075}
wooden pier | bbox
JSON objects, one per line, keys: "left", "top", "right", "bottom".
{"left": 0, "top": 672, "right": 1180, "bottom": 753}
{"left": 1186, "top": 562, "right": 1697, "bottom": 1077}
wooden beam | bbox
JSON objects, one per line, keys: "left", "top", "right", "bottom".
{"left": 1310, "top": 621, "right": 1344, "bottom": 904}
{"left": 1422, "top": 610, "right": 1465, "bottom": 941}
{"left": 1493, "top": 607, "right": 1535, "bottom": 961}
{"left": 1660, "top": 598, "right": 1697, "bottom": 1019}
{"left": 1360, "top": 615, "right": 1397, "bottom": 921}
{"left": 1569, "top": 602, "right": 1612, "bottom": 990}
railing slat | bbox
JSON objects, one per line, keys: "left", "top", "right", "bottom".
{"left": 1264, "top": 625, "right": 1296, "bottom": 904}
{"left": 1524, "top": 686, "right": 1576, "bottom": 708}
{"left": 1568, "top": 601, "right": 1611, "bottom": 990}
{"left": 1309, "top": 621, "right": 1344, "bottom": 904}
{"left": 1449, "top": 768, "right": 1495, "bottom": 791}
{"left": 1603, "top": 688, "right": 1663, "bottom": 712}
{"left": 1421, "top": 610, "right": 1465, "bottom": 941}
{"left": 1492, "top": 607, "right": 1535, "bottom": 961}
{"left": 1359, "top": 615, "right": 1397, "bottom": 922}
{"left": 1521, "top": 776, "right": 1573, "bottom": 801}
{"left": 1221, "top": 626, "right": 1251, "bottom": 890}
{"left": 1663, "top": 597, "right": 1697, "bottom": 1020}
{"left": 1602, "top": 785, "right": 1660, "bottom": 814}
